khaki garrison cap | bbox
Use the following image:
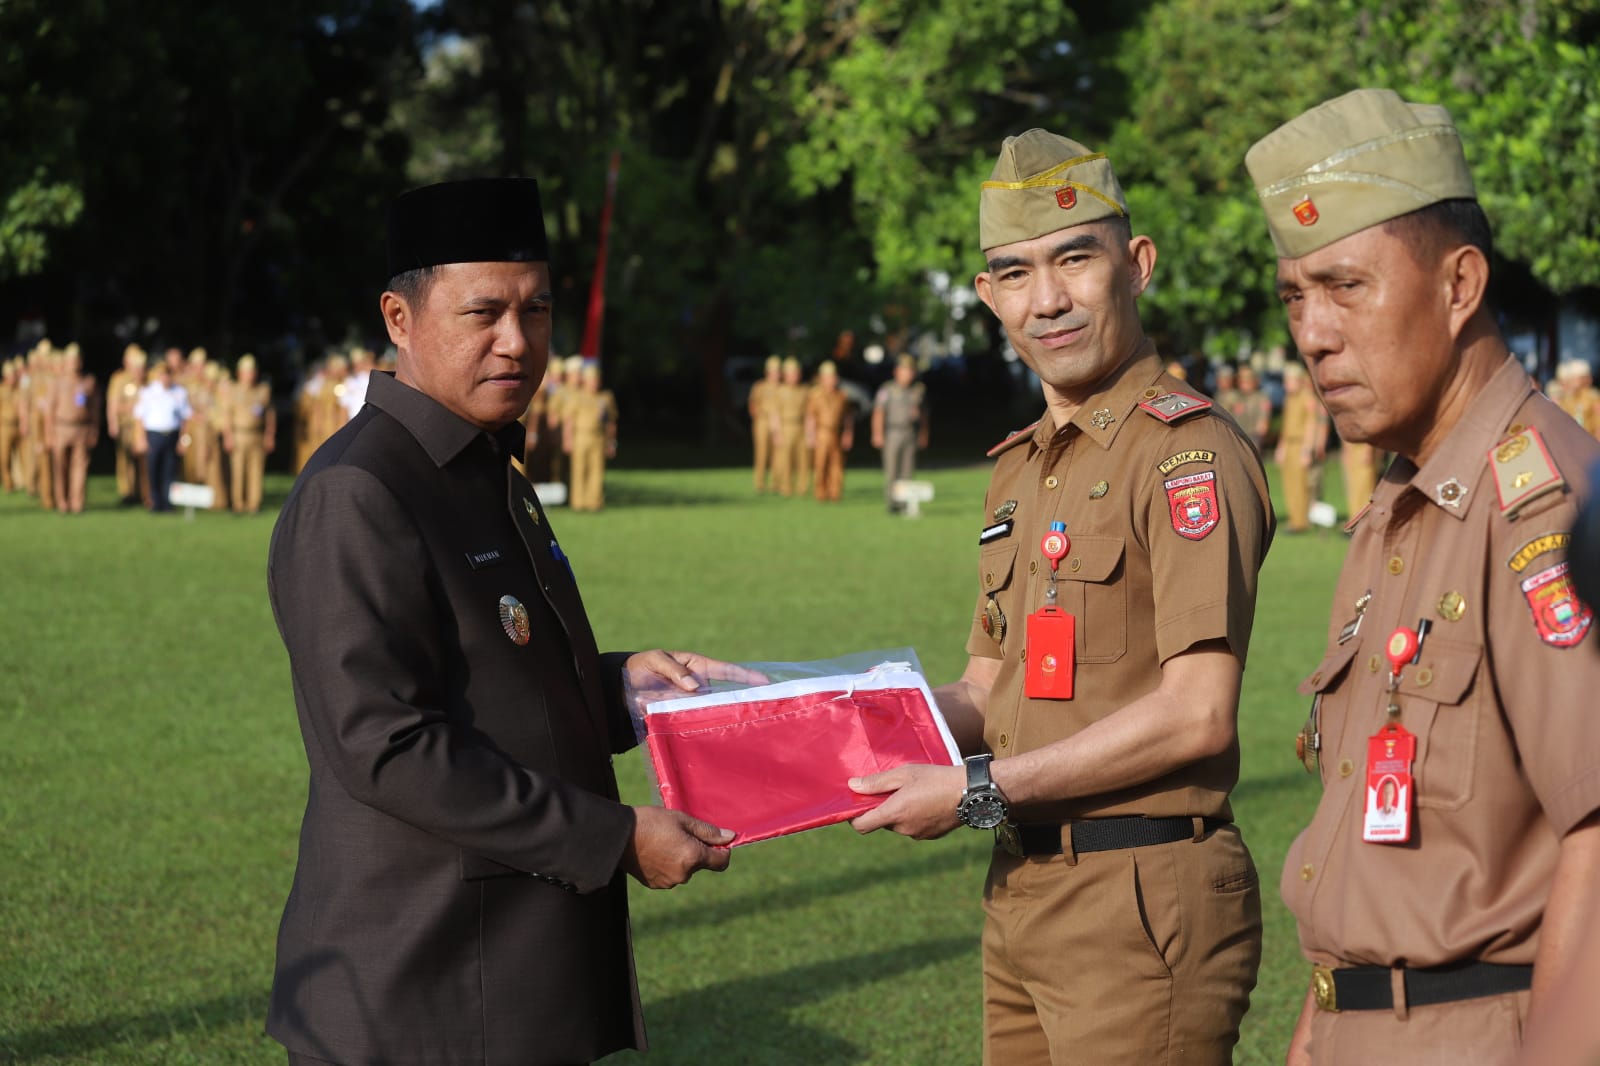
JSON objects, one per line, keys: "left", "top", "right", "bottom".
{"left": 1246, "top": 88, "right": 1477, "bottom": 259}
{"left": 979, "top": 129, "right": 1128, "bottom": 251}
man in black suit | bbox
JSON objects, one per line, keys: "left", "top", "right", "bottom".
{"left": 266, "top": 178, "right": 748, "bottom": 1066}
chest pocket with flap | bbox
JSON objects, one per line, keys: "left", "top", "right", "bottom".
{"left": 1394, "top": 636, "right": 1483, "bottom": 810}
{"left": 1060, "top": 534, "right": 1126, "bottom": 663}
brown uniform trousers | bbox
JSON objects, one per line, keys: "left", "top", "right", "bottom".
{"left": 1289, "top": 357, "right": 1600, "bottom": 1064}
{"left": 749, "top": 379, "right": 780, "bottom": 492}
{"left": 567, "top": 390, "right": 616, "bottom": 511}
{"left": 1279, "top": 390, "right": 1322, "bottom": 531}
{"left": 0, "top": 382, "right": 18, "bottom": 491}
{"left": 772, "top": 384, "right": 809, "bottom": 496}
{"left": 970, "top": 347, "right": 1271, "bottom": 1065}
{"left": 807, "top": 388, "right": 850, "bottom": 501}
{"left": 227, "top": 383, "right": 272, "bottom": 514}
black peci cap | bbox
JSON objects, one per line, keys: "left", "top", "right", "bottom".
{"left": 385, "top": 178, "right": 549, "bottom": 280}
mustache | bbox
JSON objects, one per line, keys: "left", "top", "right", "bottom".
{"left": 1026, "top": 317, "right": 1089, "bottom": 340}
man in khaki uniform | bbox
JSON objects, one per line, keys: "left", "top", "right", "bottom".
{"left": 1213, "top": 363, "right": 1242, "bottom": 419}
{"left": 748, "top": 355, "right": 782, "bottom": 492}
{"left": 28, "top": 348, "right": 57, "bottom": 509}
{"left": 223, "top": 354, "right": 276, "bottom": 514}
{"left": 804, "top": 360, "right": 853, "bottom": 502}
{"left": 1277, "top": 363, "right": 1328, "bottom": 531}
{"left": 1339, "top": 435, "right": 1383, "bottom": 520}
{"left": 1246, "top": 88, "right": 1600, "bottom": 1064}
{"left": 0, "top": 358, "right": 21, "bottom": 492}
{"left": 851, "top": 130, "right": 1273, "bottom": 1065}
{"left": 772, "top": 356, "right": 810, "bottom": 497}
{"left": 565, "top": 363, "right": 617, "bottom": 511}
{"left": 1235, "top": 364, "right": 1272, "bottom": 452}
{"left": 48, "top": 344, "right": 100, "bottom": 513}
{"left": 872, "top": 353, "right": 930, "bottom": 512}
{"left": 107, "top": 345, "right": 150, "bottom": 505}
{"left": 1556, "top": 360, "right": 1600, "bottom": 438}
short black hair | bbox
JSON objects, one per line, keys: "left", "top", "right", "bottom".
{"left": 1382, "top": 199, "right": 1494, "bottom": 271}
{"left": 387, "top": 266, "right": 438, "bottom": 308}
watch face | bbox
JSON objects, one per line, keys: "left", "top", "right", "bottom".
{"left": 960, "top": 791, "right": 1007, "bottom": 830}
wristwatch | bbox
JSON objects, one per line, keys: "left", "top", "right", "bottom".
{"left": 956, "top": 753, "right": 1009, "bottom": 830}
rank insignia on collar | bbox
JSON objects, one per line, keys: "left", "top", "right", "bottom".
{"left": 1164, "top": 470, "right": 1219, "bottom": 540}
{"left": 1435, "top": 478, "right": 1467, "bottom": 508}
{"left": 1490, "top": 426, "right": 1563, "bottom": 517}
{"left": 1138, "top": 393, "right": 1212, "bottom": 424}
{"left": 1521, "top": 561, "right": 1592, "bottom": 648}
{"left": 993, "top": 499, "right": 1018, "bottom": 522}
{"left": 523, "top": 497, "right": 540, "bottom": 523}
{"left": 1090, "top": 408, "right": 1116, "bottom": 430}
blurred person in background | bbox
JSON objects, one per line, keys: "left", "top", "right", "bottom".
{"left": 749, "top": 354, "right": 782, "bottom": 493}
{"left": 872, "top": 353, "right": 928, "bottom": 513}
{"left": 0, "top": 358, "right": 21, "bottom": 492}
{"left": 134, "top": 358, "right": 191, "bottom": 513}
{"left": 46, "top": 343, "right": 100, "bottom": 513}
{"left": 107, "top": 345, "right": 150, "bottom": 506}
{"left": 565, "top": 362, "right": 617, "bottom": 512}
{"left": 1235, "top": 363, "right": 1273, "bottom": 452}
{"left": 805, "top": 360, "right": 853, "bottom": 502}
{"left": 1276, "top": 362, "right": 1328, "bottom": 532}
{"left": 772, "top": 356, "right": 809, "bottom": 497}
{"left": 223, "top": 354, "right": 275, "bottom": 514}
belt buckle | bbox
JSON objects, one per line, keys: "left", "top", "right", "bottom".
{"left": 996, "top": 822, "right": 1023, "bottom": 858}
{"left": 1312, "top": 964, "right": 1339, "bottom": 1012}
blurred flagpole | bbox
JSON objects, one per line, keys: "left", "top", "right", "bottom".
{"left": 578, "top": 150, "right": 620, "bottom": 361}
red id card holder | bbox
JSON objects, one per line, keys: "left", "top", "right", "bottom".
{"left": 1024, "top": 606, "right": 1075, "bottom": 699}
{"left": 1362, "top": 721, "right": 1416, "bottom": 844}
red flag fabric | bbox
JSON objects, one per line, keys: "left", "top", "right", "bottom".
{"left": 644, "top": 667, "right": 958, "bottom": 845}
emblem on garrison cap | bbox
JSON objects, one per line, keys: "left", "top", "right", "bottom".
{"left": 1293, "top": 198, "right": 1319, "bottom": 226}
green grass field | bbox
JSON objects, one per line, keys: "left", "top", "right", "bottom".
{"left": 0, "top": 457, "right": 1355, "bottom": 1065}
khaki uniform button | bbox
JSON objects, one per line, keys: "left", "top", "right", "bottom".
{"left": 1338, "top": 758, "right": 1354, "bottom": 777}
{"left": 1416, "top": 667, "right": 1434, "bottom": 687}
{"left": 1387, "top": 556, "right": 1404, "bottom": 575}
{"left": 1020, "top": 647, "right": 1028, "bottom": 662}
{"left": 985, "top": 571, "right": 995, "bottom": 586}
{"left": 1029, "top": 560, "right": 1037, "bottom": 574}
{"left": 1045, "top": 475, "right": 1060, "bottom": 490}
{"left": 998, "top": 733, "right": 1009, "bottom": 749}
{"left": 1142, "top": 387, "right": 1160, "bottom": 399}
{"left": 1068, "top": 558, "right": 1081, "bottom": 572}
{"left": 1301, "top": 863, "right": 1315, "bottom": 881}
{"left": 1368, "top": 654, "right": 1381, "bottom": 673}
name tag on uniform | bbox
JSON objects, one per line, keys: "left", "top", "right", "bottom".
{"left": 979, "top": 520, "right": 1014, "bottom": 544}
{"left": 465, "top": 548, "right": 504, "bottom": 570}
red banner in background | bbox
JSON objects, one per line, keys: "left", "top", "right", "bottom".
{"left": 578, "top": 150, "right": 620, "bottom": 360}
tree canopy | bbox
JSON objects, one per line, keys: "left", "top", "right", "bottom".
{"left": 1, "top": 0, "right": 1595, "bottom": 385}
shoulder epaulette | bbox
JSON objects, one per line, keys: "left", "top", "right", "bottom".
{"left": 1138, "top": 392, "right": 1212, "bottom": 424}
{"left": 986, "top": 421, "right": 1040, "bottom": 458}
{"left": 1490, "top": 425, "right": 1564, "bottom": 517}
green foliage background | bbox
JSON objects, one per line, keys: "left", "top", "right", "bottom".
{"left": 1, "top": 0, "right": 1595, "bottom": 381}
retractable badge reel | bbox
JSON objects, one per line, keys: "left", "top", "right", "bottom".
{"left": 1363, "top": 624, "right": 1425, "bottom": 844}
{"left": 1025, "top": 521, "right": 1075, "bottom": 699}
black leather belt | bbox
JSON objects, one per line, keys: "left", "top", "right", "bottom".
{"left": 1312, "top": 961, "right": 1534, "bottom": 1013}
{"left": 996, "top": 816, "right": 1228, "bottom": 858}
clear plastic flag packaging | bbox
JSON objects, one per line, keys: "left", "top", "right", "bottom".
{"left": 629, "top": 649, "right": 960, "bottom": 846}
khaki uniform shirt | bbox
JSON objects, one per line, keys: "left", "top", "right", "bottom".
{"left": 0, "top": 380, "right": 17, "bottom": 428}
{"left": 52, "top": 374, "right": 97, "bottom": 427}
{"left": 966, "top": 346, "right": 1274, "bottom": 823}
{"left": 775, "top": 383, "right": 808, "bottom": 434}
{"left": 227, "top": 383, "right": 272, "bottom": 437}
{"left": 568, "top": 390, "right": 617, "bottom": 441}
{"left": 1286, "top": 355, "right": 1600, "bottom": 969}
{"left": 1281, "top": 390, "right": 1318, "bottom": 444}
{"left": 875, "top": 381, "right": 925, "bottom": 432}
{"left": 806, "top": 388, "right": 850, "bottom": 437}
